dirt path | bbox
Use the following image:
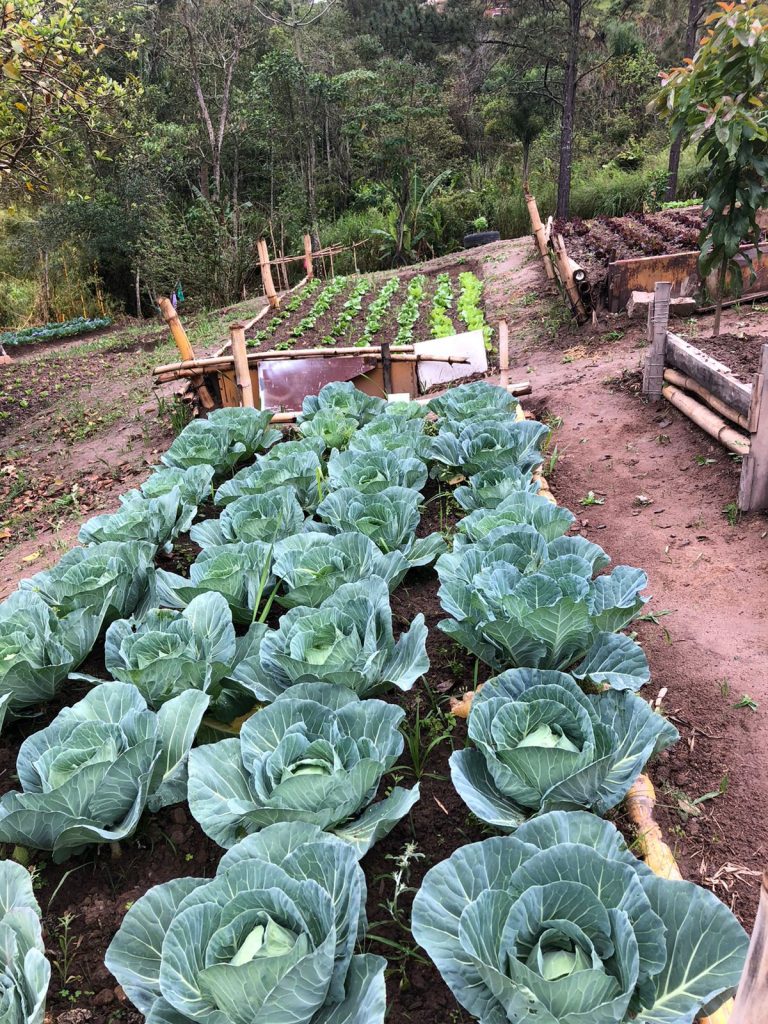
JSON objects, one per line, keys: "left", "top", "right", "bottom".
{"left": 484, "top": 244, "right": 768, "bottom": 926}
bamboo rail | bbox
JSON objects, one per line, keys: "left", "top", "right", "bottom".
{"left": 663, "top": 368, "right": 750, "bottom": 431}
{"left": 661, "top": 383, "right": 750, "bottom": 455}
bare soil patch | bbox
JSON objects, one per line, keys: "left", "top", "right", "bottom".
{"left": 693, "top": 331, "right": 767, "bottom": 383}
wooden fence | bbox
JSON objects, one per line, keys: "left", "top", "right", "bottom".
{"left": 257, "top": 234, "right": 370, "bottom": 309}
{"left": 525, "top": 193, "right": 591, "bottom": 324}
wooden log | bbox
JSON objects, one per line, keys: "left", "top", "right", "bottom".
{"left": 642, "top": 282, "right": 672, "bottom": 398}
{"left": 229, "top": 322, "right": 254, "bottom": 408}
{"left": 730, "top": 872, "right": 768, "bottom": 1024}
{"left": 553, "top": 234, "right": 588, "bottom": 323}
{"left": 303, "top": 234, "right": 314, "bottom": 279}
{"left": 738, "top": 343, "right": 768, "bottom": 512}
{"left": 662, "top": 382, "right": 751, "bottom": 456}
{"left": 625, "top": 775, "right": 684, "bottom": 880}
{"left": 505, "top": 380, "right": 533, "bottom": 397}
{"left": 381, "top": 341, "right": 393, "bottom": 395}
{"left": 498, "top": 319, "right": 510, "bottom": 371}
{"left": 157, "top": 296, "right": 195, "bottom": 361}
{"left": 666, "top": 333, "right": 752, "bottom": 417}
{"left": 663, "top": 367, "right": 750, "bottom": 430}
{"left": 525, "top": 193, "right": 555, "bottom": 280}
{"left": 257, "top": 239, "right": 280, "bottom": 309}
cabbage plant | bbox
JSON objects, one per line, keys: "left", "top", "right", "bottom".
{"left": 437, "top": 545, "right": 650, "bottom": 690}
{"left": 451, "top": 669, "right": 679, "bottom": 828}
{"left": 412, "top": 810, "right": 748, "bottom": 1024}
{"left": 314, "top": 486, "right": 446, "bottom": 568}
{"left": 162, "top": 408, "right": 280, "bottom": 474}
{"left": 426, "top": 419, "right": 548, "bottom": 480}
{"left": 454, "top": 466, "right": 541, "bottom": 511}
{"left": 298, "top": 408, "right": 359, "bottom": 450}
{"left": 232, "top": 578, "right": 428, "bottom": 700}
{"left": 78, "top": 488, "right": 196, "bottom": 553}
{"left": 298, "top": 380, "right": 385, "bottom": 426}
{"left": 188, "top": 683, "right": 419, "bottom": 853}
{"left": 0, "top": 861, "right": 49, "bottom": 1024}
{"left": 19, "top": 540, "right": 155, "bottom": 621}
{"left": 190, "top": 487, "right": 306, "bottom": 547}
{"left": 0, "top": 682, "right": 208, "bottom": 861}
{"left": 106, "top": 822, "right": 386, "bottom": 1024}
{"left": 155, "top": 541, "right": 273, "bottom": 625}
{"left": 427, "top": 381, "right": 520, "bottom": 425}
{"left": 134, "top": 463, "right": 214, "bottom": 504}
{"left": 347, "top": 415, "right": 427, "bottom": 457}
{"left": 273, "top": 532, "right": 410, "bottom": 608}
{"left": 86, "top": 593, "right": 264, "bottom": 719}
{"left": 215, "top": 449, "right": 326, "bottom": 509}
{"left": 327, "top": 449, "right": 428, "bottom": 493}
{"left": 0, "top": 591, "right": 102, "bottom": 720}
{"left": 454, "top": 492, "right": 575, "bottom": 546}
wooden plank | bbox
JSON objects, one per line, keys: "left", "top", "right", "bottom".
{"left": 498, "top": 319, "right": 509, "bottom": 371}
{"left": 738, "top": 344, "right": 768, "bottom": 512}
{"left": 641, "top": 282, "right": 671, "bottom": 397}
{"left": 666, "top": 333, "right": 752, "bottom": 417}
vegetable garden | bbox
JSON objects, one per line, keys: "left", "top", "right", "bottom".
{"left": 0, "top": 381, "right": 750, "bottom": 1024}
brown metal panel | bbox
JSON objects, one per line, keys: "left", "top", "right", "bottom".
{"left": 258, "top": 356, "right": 377, "bottom": 410}
{"left": 351, "top": 362, "right": 417, "bottom": 399}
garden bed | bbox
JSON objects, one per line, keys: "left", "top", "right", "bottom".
{"left": 694, "top": 333, "right": 767, "bottom": 384}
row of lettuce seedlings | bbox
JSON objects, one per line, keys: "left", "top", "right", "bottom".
{"left": 0, "top": 382, "right": 747, "bottom": 1024}
{"left": 247, "top": 270, "right": 488, "bottom": 351}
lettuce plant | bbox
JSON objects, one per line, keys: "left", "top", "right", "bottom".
{"left": 0, "top": 682, "right": 208, "bottom": 861}
{"left": 327, "top": 449, "right": 428, "bottom": 494}
{"left": 436, "top": 543, "right": 650, "bottom": 690}
{"left": 273, "top": 532, "right": 410, "bottom": 608}
{"left": 429, "top": 272, "right": 454, "bottom": 337}
{"left": 0, "top": 591, "right": 102, "bottom": 720}
{"left": 426, "top": 419, "right": 549, "bottom": 479}
{"left": 290, "top": 276, "right": 349, "bottom": 338}
{"left": 0, "top": 861, "right": 49, "bottom": 1024}
{"left": 454, "top": 466, "right": 541, "bottom": 511}
{"left": 451, "top": 669, "right": 679, "bottom": 828}
{"left": 321, "top": 278, "right": 372, "bottom": 344}
{"left": 155, "top": 541, "right": 273, "bottom": 625}
{"left": 78, "top": 488, "right": 196, "bottom": 553}
{"left": 314, "top": 486, "right": 446, "bottom": 567}
{"left": 358, "top": 277, "right": 400, "bottom": 346}
{"left": 88, "top": 593, "right": 264, "bottom": 720}
{"left": 135, "top": 464, "right": 215, "bottom": 504}
{"left": 188, "top": 682, "right": 419, "bottom": 854}
{"left": 427, "top": 381, "right": 520, "bottom": 425}
{"left": 298, "top": 380, "right": 385, "bottom": 426}
{"left": 456, "top": 272, "right": 491, "bottom": 346}
{"left": 106, "top": 822, "right": 386, "bottom": 1024}
{"left": 20, "top": 540, "right": 155, "bottom": 621}
{"left": 215, "top": 449, "right": 325, "bottom": 509}
{"left": 395, "top": 274, "right": 426, "bottom": 345}
{"left": 231, "top": 578, "right": 428, "bottom": 700}
{"left": 190, "top": 487, "right": 306, "bottom": 547}
{"left": 298, "top": 409, "right": 359, "bottom": 451}
{"left": 412, "top": 810, "right": 748, "bottom": 1024}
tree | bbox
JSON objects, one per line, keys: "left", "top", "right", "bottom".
{"left": 482, "top": 67, "right": 554, "bottom": 184}
{"left": 657, "top": 0, "right": 768, "bottom": 335}
{"left": 664, "top": 0, "right": 708, "bottom": 201}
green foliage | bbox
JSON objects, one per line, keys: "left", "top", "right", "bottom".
{"left": 0, "top": 860, "right": 49, "bottom": 1023}
{"left": 456, "top": 272, "right": 491, "bottom": 347}
{"left": 395, "top": 274, "right": 426, "bottom": 344}
{"left": 429, "top": 272, "right": 454, "bottom": 338}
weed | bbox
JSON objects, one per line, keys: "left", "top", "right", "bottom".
{"left": 722, "top": 501, "right": 740, "bottom": 526}
{"left": 733, "top": 694, "right": 758, "bottom": 712}
{"left": 543, "top": 413, "right": 563, "bottom": 430}
{"left": 603, "top": 329, "right": 624, "bottom": 341}
{"left": 656, "top": 433, "right": 671, "bottom": 445}
{"left": 399, "top": 698, "right": 455, "bottom": 780}
{"left": 51, "top": 912, "right": 82, "bottom": 989}
{"left": 718, "top": 677, "right": 731, "bottom": 698}
{"left": 694, "top": 454, "right": 716, "bottom": 466}
{"left": 579, "top": 490, "right": 604, "bottom": 507}
{"left": 519, "top": 291, "right": 539, "bottom": 307}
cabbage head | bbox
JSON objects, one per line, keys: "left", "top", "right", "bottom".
{"left": 190, "top": 487, "right": 306, "bottom": 547}
{"left": 0, "top": 861, "right": 50, "bottom": 1024}
{"left": 298, "top": 408, "right": 359, "bottom": 451}
{"left": 454, "top": 466, "right": 541, "bottom": 511}
{"left": 162, "top": 408, "right": 280, "bottom": 474}
{"left": 298, "top": 380, "right": 385, "bottom": 426}
{"left": 347, "top": 415, "right": 426, "bottom": 458}
{"left": 231, "top": 577, "right": 428, "bottom": 700}
{"left": 188, "top": 682, "right": 419, "bottom": 854}
{"left": 273, "top": 532, "right": 410, "bottom": 608}
{"left": 215, "top": 449, "right": 326, "bottom": 509}
{"left": 0, "top": 591, "right": 102, "bottom": 720}
{"left": 427, "top": 381, "right": 520, "bottom": 425}
{"left": 105, "top": 821, "right": 386, "bottom": 1024}
{"left": 412, "top": 810, "right": 748, "bottom": 1024}
{"left": 425, "top": 419, "right": 548, "bottom": 479}
{"left": 135, "top": 463, "right": 214, "bottom": 504}
{"left": 451, "top": 669, "right": 679, "bottom": 828}
{"left": 314, "top": 486, "right": 446, "bottom": 568}
{"left": 155, "top": 541, "right": 273, "bottom": 625}
{"left": 327, "top": 449, "right": 428, "bottom": 494}
{"left": 454, "top": 491, "right": 575, "bottom": 546}
{"left": 78, "top": 488, "right": 196, "bottom": 553}
{"left": 0, "top": 682, "right": 208, "bottom": 861}
{"left": 94, "top": 593, "right": 264, "bottom": 719}
{"left": 19, "top": 540, "right": 155, "bottom": 622}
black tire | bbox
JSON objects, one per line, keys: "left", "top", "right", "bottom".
{"left": 463, "top": 230, "right": 501, "bottom": 249}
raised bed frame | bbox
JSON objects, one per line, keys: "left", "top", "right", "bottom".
{"left": 642, "top": 281, "right": 768, "bottom": 512}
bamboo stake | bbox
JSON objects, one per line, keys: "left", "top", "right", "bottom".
{"left": 157, "top": 296, "right": 195, "bottom": 361}
{"left": 662, "top": 382, "right": 751, "bottom": 455}
{"left": 663, "top": 368, "right": 750, "bottom": 430}
{"left": 303, "top": 234, "right": 314, "bottom": 279}
{"left": 554, "top": 234, "right": 588, "bottom": 323}
{"left": 730, "top": 872, "right": 768, "bottom": 1024}
{"left": 257, "top": 239, "right": 280, "bottom": 309}
{"left": 498, "top": 319, "right": 510, "bottom": 371}
{"left": 229, "top": 322, "right": 254, "bottom": 407}
{"left": 525, "top": 193, "right": 555, "bottom": 280}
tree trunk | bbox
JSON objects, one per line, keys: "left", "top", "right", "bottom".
{"left": 713, "top": 258, "right": 728, "bottom": 337}
{"left": 556, "top": 0, "right": 582, "bottom": 220}
{"left": 134, "top": 265, "right": 141, "bottom": 318}
{"left": 665, "top": 0, "right": 701, "bottom": 201}
{"left": 522, "top": 141, "right": 531, "bottom": 190}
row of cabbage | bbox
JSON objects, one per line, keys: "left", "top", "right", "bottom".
{"left": 0, "top": 382, "right": 747, "bottom": 1024}
{"left": 0, "top": 315, "right": 113, "bottom": 348}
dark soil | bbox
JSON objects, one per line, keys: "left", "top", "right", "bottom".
{"left": 693, "top": 332, "right": 767, "bottom": 383}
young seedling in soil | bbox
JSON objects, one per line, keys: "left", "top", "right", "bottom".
{"left": 723, "top": 501, "right": 740, "bottom": 526}
{"left": 733, "top": 695, "right": 758, "bottom": 712}
{"left": 579, "top": 490, "right": 604, "bottom": 506}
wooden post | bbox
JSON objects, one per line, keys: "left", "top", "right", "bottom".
{"left": 229, "top": 322, "right": 255, "bottom": 408}
{"left": 526, "top": 193, "right": 555, "bottom": 280}
{"left": 381, "top": 341, "right": 393, "bottom": 396}
{"left": 738, "top": 343, "right": 768, "bottom": 511}
{"left": 498, "top": 319, "right": 510, "bottom": 372}
{"left": 641, "top": 281, "right": 672, "bottom": 397}
{"left": 303, "top": 234, "right": 314, "bottom": 279}
{"left": 157, "top": 296, "right": 195, "bottom": 361}
{"left": 553, "top": 235, "right": 588, "bottom": 324}
{"left": 730, "top": 872, "right": 768, "bottom": 1024}
{"left": 257, "top": 239, "right": 280, "bottom": 309}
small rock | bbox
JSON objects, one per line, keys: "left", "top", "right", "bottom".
{"left": 56, "top": 1011, "right": 92, "bottom": 1024}
{"left": 94, "top": 989, "right": 115, "bottom": 1008}
{"left": 114, "top": 986, "right": 127, "bottom": 1003}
